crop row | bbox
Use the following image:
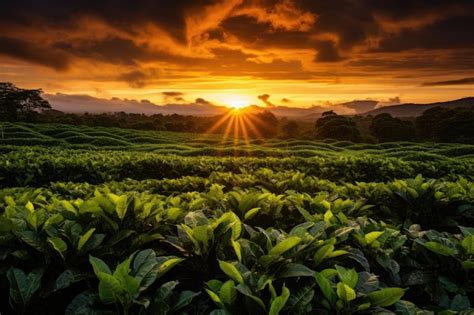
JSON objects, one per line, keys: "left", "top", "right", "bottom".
{"left": 1, "top": 148, "right": 474, "bottom": 188}
{"left": 1, "top": 172, "right": 473, "bottom": 229}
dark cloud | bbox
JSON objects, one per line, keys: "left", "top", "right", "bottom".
{"left": 375, "top": 16, "right": 474, "bottom": 52}
{"left": 205, "top": 48, "right": 314, "bottom": 80}
{"left": 258, "top": 94, "right": 275, "bottom": 107}
{"left": 315, "top": 41, "right": 344, "bottom": 62}
{"left": 0, "top": 1, "right": 220, "bottom": 43}
{"left": 0, "top": 0, "right": 473, "bottom": 82}
{"left": 195, "top": 98, "right": 212, "bottom": 106}
{"left": 0, "top": 36, "right": 70, "bottom": 70}
{"left": 117, "top": 70, "right": 151, "bottom": 88}
{"left": 163, "top": 91, "right": 184, "bottom": 97}
{"left": 281, "top": 98, "right": 291, "bottom": 103}
{"left": 422, "top": 77, "right": 474, "bottom": 86}
{"left": 218, "top": 15, "right": 314, "bottom": 50}
{"left": 301, "top": 1, "right": 379, "bottom": 49}
{"left": 348, "top": 49, "right": 474, "bottom": 72}
{"left": 54, "top": 37, "right": 153, "bottom": 66}
{"left": 162, "top": 91, "right": 185, "bottom": 102}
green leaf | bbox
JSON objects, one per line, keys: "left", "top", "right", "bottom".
{"left": 193, "top": 225, "right": 212, "bottom": 247}
{"left": 7, "top": 268, "right": 29, "bottom": 307}
{"left": 286, "top": 286, "right": 314, "bottom": 314}
{"left": 207, "top": 279, "right": 224, "bottom": 293}
{"left": 244, "top": 207, "right": 260, "bottom": 220}
{"left": 77, "top": 228, "right": 96, "bottom": 251}
{"left": 25, "top": 201, "right": 34, "bottom": 212}
{"left": 167, "top": 207, "right": 182, "bottom": 222}
{"left": 89, "top": 255, "right": 111, "bottom": 276}
{"left": 279, "top": 263, "right": 315, "bottom": 278}
{"left": 461, "top": 235, "right": 474, "bottom": 255}
{"left": 132, "top": 249, "right": 158, "bottom": 291}
{"left": 55, "top": 269, "right": 86, "bottom": 291}
{"left": 336, "top": 282, "right": 356, "bottom": 302}
{"left": 60, "top": 200, "right": 78, "bottom": 215}
{"left": 367, "top": 287, "right": 406, "bottom": 307}
{"left": 80, "top": 234, "right": 105, "bottom": 253}
{"left": 365, "top": 231, "right": 384, "bottom": 244}
{"left": 423, "top": 241, "right": 457, "bottom": 256}
{"left": 218, "top": 260, "right": 244, "bottom": 284}
{"left": 26, "top": 210, "right": 46, "bottom": 231}
{"left": 153, "top": 281, "right": 179, "bottom": 308}
{"left": 315, "top": 272, "right": 336, "bottom": 305}
{"left": 231, "top": 240, "right": 242, "bottom": 262}
{"left": 229, "top": 213, "right": 242, "bottom": 241}
{"left": 157, "top": 256, "right": 183, "bottom": 279}
{"left": 4, "top": 195, "right": 16, "bottom": 206}
{"left": 219, "top": 280, "right": 236, "bottom": 305}
{"left": 48, "top": 236, "right": 68, "bottom": 258}
{"left": 323, "top": 210, "right": 333, "bottom": 223}
{"left": 172, "top": 290, "right": 201, "bottom": 312}
{"left": 269, "top": 285, "right": 290, "bottom": 315}
{"left": 450, "top": 294, "right": 471, "bottom": 311}
{"left": 295, "top": 205, "right": 316, "bottom": 222}
{"left": 335, "top": 265, "right": 358, "bottom": 288}
{"left": 114, "top": 195, "right": 128, "bottom": 220}
{"left": 7, "top": 268, "right": 43, "bottom": 308}
{"left": 65, "top": 292, "right": 101, "bottom": 315}
{"left": 97, "top": 272, "right": 123, "bottom": 304}
{"left": 236, "top": 284, "right": 266, "bottom": 310}
{"left": 314, "top": 244, "right": 334, "bottom": 265}
{"left": 16, "top": 230, "right": 47, "bottom": 252}
{"left": 459, "top": 226, "right": 474, "bottom": 237}
{"left": 461, "top": 259, "right": 474, "bottom": 269}
{"left": 113, "top": 255, "right": 139, "bottom": 296}
{"left": 395, "top": 300, "right": 417, "bottom": 315}
{"left": 206, "top": 289, "right": 225, "bottom": 309}
{"left": 268, "top": 236, "right": 301, "bottom": 256}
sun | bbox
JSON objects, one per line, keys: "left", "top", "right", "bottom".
{"left": 227, "top": 96, "right": 250, "bottom": 109}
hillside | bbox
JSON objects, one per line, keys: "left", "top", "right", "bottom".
{"left": 2, "top": 122, "right": 474, "bottom": 159}
{"left": 363, "top": 97, "right": 474, "bottom": 117}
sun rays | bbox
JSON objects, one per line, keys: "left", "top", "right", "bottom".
{"left": 194, "top": 107, "right": 269, "bottom": 154}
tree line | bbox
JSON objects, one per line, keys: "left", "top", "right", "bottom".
{"left": 1, "top": 82, "right": 473, "bottom": 143}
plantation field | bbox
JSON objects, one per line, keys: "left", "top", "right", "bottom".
{"left": 0, "top": 122, "right": 473, "bottom": 314}
{"left": 2, "top": 122, "right": 474, "bottom": 159}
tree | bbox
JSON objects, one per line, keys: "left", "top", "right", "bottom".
{"left": 0, "top": 82, "right": 51, "bottom": 119}
{"left": 369, "top": 113, "right": 416, "bottom": 142}
{"left": 281, "top": 120, "right": 299, "bottom": 138}
{"left": 416, "top": 107, "right": 474, "bottom": 143}
{"left": 252, "top": 111, "right": 279, "bottom": 138}
{"left": 315, "top": 113, "right": 362, "bottom": 142}
{"left": 322, "top": 110, "right": 337, "bottom": 117}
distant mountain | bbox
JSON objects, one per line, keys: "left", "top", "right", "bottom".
{"left": 363, "top": 97, "right": 474, "bottom": 117}
{"left": 242, "top": 101, "right": 378, "bottom": 121}
{"left": 336, "top": 100, "right": 378, "bottom": 114}
{"left": 44, "top": 93, "right": 230, "bottom": 116}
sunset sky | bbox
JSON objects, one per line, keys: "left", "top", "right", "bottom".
{"left": 1, "top": 0, "right": 474, "bottom": 109}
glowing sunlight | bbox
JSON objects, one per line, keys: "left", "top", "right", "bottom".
{"left": 226, "top": 96, "right": 251, "bottom": 109}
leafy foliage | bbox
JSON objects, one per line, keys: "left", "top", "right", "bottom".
{"left": 0, "top": 123, "right": 473, "bottom": 314}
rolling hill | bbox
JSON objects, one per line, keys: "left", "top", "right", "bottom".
{"left": 363, "top": 97, "right": 474, "bottom": 117}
